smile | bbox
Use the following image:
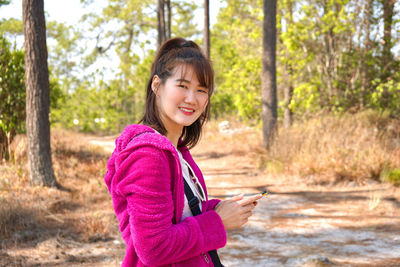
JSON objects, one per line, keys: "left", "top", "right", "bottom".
{"left": 179, "top": 107, "right": 195, "bottom": 114}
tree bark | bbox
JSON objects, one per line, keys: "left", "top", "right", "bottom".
{"left": 283, "top": 83, "right": 293, "bottom": 129}
{"left": 157, "top": 0, "right": 166, "bottom": 47}
{"left": 23, "top": 0, "right": 57, "bottom": 187}
{"left": 203, "top": 0, "right": 210, "bottom": 58}
{"left": 360, "top": 0, "right": 372, "bottom": 108}
{"left": 283, "top": 0, "right": 294, "bottom": 128}
{"left": 381, "top": 0, "right": 395, "bottom": 79}
{"left": 166, "top": 0, "right": 171, "bottom": 39}
{"left": 261, "top": 0, "right": 277, "bottom": 148}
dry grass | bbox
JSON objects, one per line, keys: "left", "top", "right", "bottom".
{"left": 0, "top": 196, "right": 41, "bottom": 240}
{"left": 264, "top": 110, "right": 400, "bottom": 185}
{"left": 0, "top": 128, "right": 117, "bottom": 246}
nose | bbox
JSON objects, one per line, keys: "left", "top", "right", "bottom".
{"left": 184, "top": 88, "right": 196, "bottom": 104}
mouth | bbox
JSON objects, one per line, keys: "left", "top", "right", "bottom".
{"left": 179, "top": 107, "right": 195, "bottom": 115}
{"left": 179, "top": 107, "right": 195, "bottom": 113}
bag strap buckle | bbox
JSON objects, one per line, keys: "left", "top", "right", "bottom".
{"left": 188, "top": 196, "right": 200, "bottom": 210}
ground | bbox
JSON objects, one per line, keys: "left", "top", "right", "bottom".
{"left": 1, "top": 126, "right": 399, "bottom": 267}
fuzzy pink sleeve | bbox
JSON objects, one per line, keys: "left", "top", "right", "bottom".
{"left": 205, "top": 198, "right": 221, "bottom": 212}
{"left": 115, "top": 146, "right": 226, "bottom": 266}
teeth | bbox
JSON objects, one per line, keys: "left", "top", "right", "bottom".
{"left": 180, "top": 107, "right": 194, "bottom": 112}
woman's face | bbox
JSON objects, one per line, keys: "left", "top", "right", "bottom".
{"left": 153, "top": 64, "right": 209, "bottom": 134}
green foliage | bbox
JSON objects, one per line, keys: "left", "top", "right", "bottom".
{"left": 0, "top": 35, "right": 25, "bottom": 159}
{"left": 209, "top": 0, "right": 399, "bottom": 122}
{"left": 290, "top": 81, "right": 321, "bottom": 114}
{"left": 381, "top": 168, "right": 400, "bottom": 186}
{"left": 80, "top": 0, "right": 153, "bottom": 69}
{"left": 369, "top": 78, "right": 400, "bottom": 114}
{"left": 0, "top": 18, "right": 23, "bottom": 36}
{"left": 48, "top": 0, "right": 202, "bottom": 134}
{"left": 211, "top": 0, "right": 263, "bottom": 122}
{"left": 42, "top": 0, "right": 400, "bottom": 133}
{"left": 48, "top": 72, "right": 66, "bottom": 122}
{"left": 0, "top": 31, "right": 65, "bottom": 159}
{"left": 0, "top": 0, "right": 10, "bottom": 6}
{"left": 51, "top": 49, "right": 155, "bottom": 133}
{"left": 220, "top": 57, "right": 262, "bottom": 120}
{"left": 0, "top": 36, "right": 25, "bottom": 133}
{"left": 46, "top": 21, "right": 82, "bottom": 83}
{"left": 171, "top": 1, "right": 201, "bottom": 38}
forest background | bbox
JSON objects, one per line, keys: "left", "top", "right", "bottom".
{"left": 1, "top": 0, "right": 400, "bottom": 185}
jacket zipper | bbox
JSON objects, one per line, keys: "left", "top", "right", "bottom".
{"left": 202, "top": 252, "right": 210, "bottom": 264}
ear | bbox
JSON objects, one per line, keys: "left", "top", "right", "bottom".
{"left": 152, "top": 75, "right": 161, "bottom": 95}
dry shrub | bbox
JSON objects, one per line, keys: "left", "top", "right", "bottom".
{"left": 50, "top": 129, "right": 116, "bottom": 239}
{"left": 9, "top": 134, "right": 27, "bottom": 164}
{"left": 0, "top": 197, "right": 43, "bottom": 240}
{"left": 74, "top": 212, "right": 115, "bottom": 241}
{"left": 51, "top": 128, "right": 109, "bottom": 185}
{"left": 0, "top": 128, "right": 115, "bottom": 245}
{"left": 265, "top": 110, "right": 400, "bottom": 184}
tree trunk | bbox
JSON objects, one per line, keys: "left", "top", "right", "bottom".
{"left": 203, "top": 0, "right": 210, "bottom": 58}
{"left": 166, "top": 0, "right": 171, "bottom": 39}
{"left": 381, "top": 0, "right": 395, "bottom": 80}
{"left": 360, "top": 0, "right": 372, "bottom": 108}
{"left": 283, "top": 83, "right": 293, "bottom": 129}
{"left": 283, "top": 0, "right": 294, "bottom": 128}
{"left": 23, "top": 0, "right": 58, "bottom": 187}
{"left": 157, "top": 0, "right": 166, "bottom": 47}
{"left": 261, "top": 0, "right": 277, "bottom": 148}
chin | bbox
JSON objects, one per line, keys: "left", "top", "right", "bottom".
{"left": 177, "top": 116, "right": 200, "bottom": 127}
{"left": 181, "top": 121, "right": 195, "bottom": 127}
{"left": 177, "top": 119, "right": 197, "bottom": 127}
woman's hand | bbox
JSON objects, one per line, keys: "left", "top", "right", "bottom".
{"left": 214, "top": 194, "right": 263, "bottom": 230}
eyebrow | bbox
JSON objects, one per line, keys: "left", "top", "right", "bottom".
{"left": 175, "top": 78, "right": 191, "bottom": 84}
{"left": 175, "top": 78, "right": 207, "bottom": 89}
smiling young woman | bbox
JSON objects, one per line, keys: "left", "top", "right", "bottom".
{"left": 104, "top": 37, "right": 262, "bottom": 267}
{"left": 151, "top": 64, "right": 210, "bottom": 147}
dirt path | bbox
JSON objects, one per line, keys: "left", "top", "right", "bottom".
{"left": 2, "top": 134, "right": 400, "bottom": 267}
{"left": 190, "top": 142, "right": 400, "bottom": 267}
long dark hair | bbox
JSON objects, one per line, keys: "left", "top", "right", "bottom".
{"left": 141, "top": 37, "right": 214, "bottom": 149}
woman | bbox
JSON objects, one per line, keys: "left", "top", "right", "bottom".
{"left": 104, "top": 37, "right": 262, "bottom": 267}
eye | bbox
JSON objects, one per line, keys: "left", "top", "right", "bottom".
{"left": 198, "top": 88, "right": 208, "bottom": 94}
{"left": 178, "top": 84, "right": 188, "bottom": 89}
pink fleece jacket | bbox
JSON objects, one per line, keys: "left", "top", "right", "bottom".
{"left": 104, "top": 124, "right": 227, "bottom": 267}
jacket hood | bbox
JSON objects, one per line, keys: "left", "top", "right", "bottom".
{"left": 113, "top": 124, "right": 155, "bottom": 153}
{"left": 104, "top": 124, "right": 156, "bottom": 192}
{"left": 104, "top": 124, "right": 185, "bottom": 192}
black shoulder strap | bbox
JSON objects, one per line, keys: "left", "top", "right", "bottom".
{"left": 183, "top": 179, "right": 224, "bottom": 267}
{"left": 183, "top": 178, "right": 201, "bottom": 215}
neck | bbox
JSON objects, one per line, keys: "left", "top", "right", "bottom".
{"left": 166, "top": 129, "right": 181, "bottom": 147}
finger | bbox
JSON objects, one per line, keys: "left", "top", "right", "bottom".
{"left": 230, "top": 194, "right": 244, "bottom": 201}
{"left": 243, "top": 207, "right": 252, "bottom": 215}
{"left": 242, "top": 203, "right": 256, "bottom": 211}
{"left": 246, "top": 212, "right": 253, "bottom": 220}
{"left": 240, "top": 194, "right": 262, "bottom": 205}
{"left": 238, "top": 194, "right": 263, "bottom": 206}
